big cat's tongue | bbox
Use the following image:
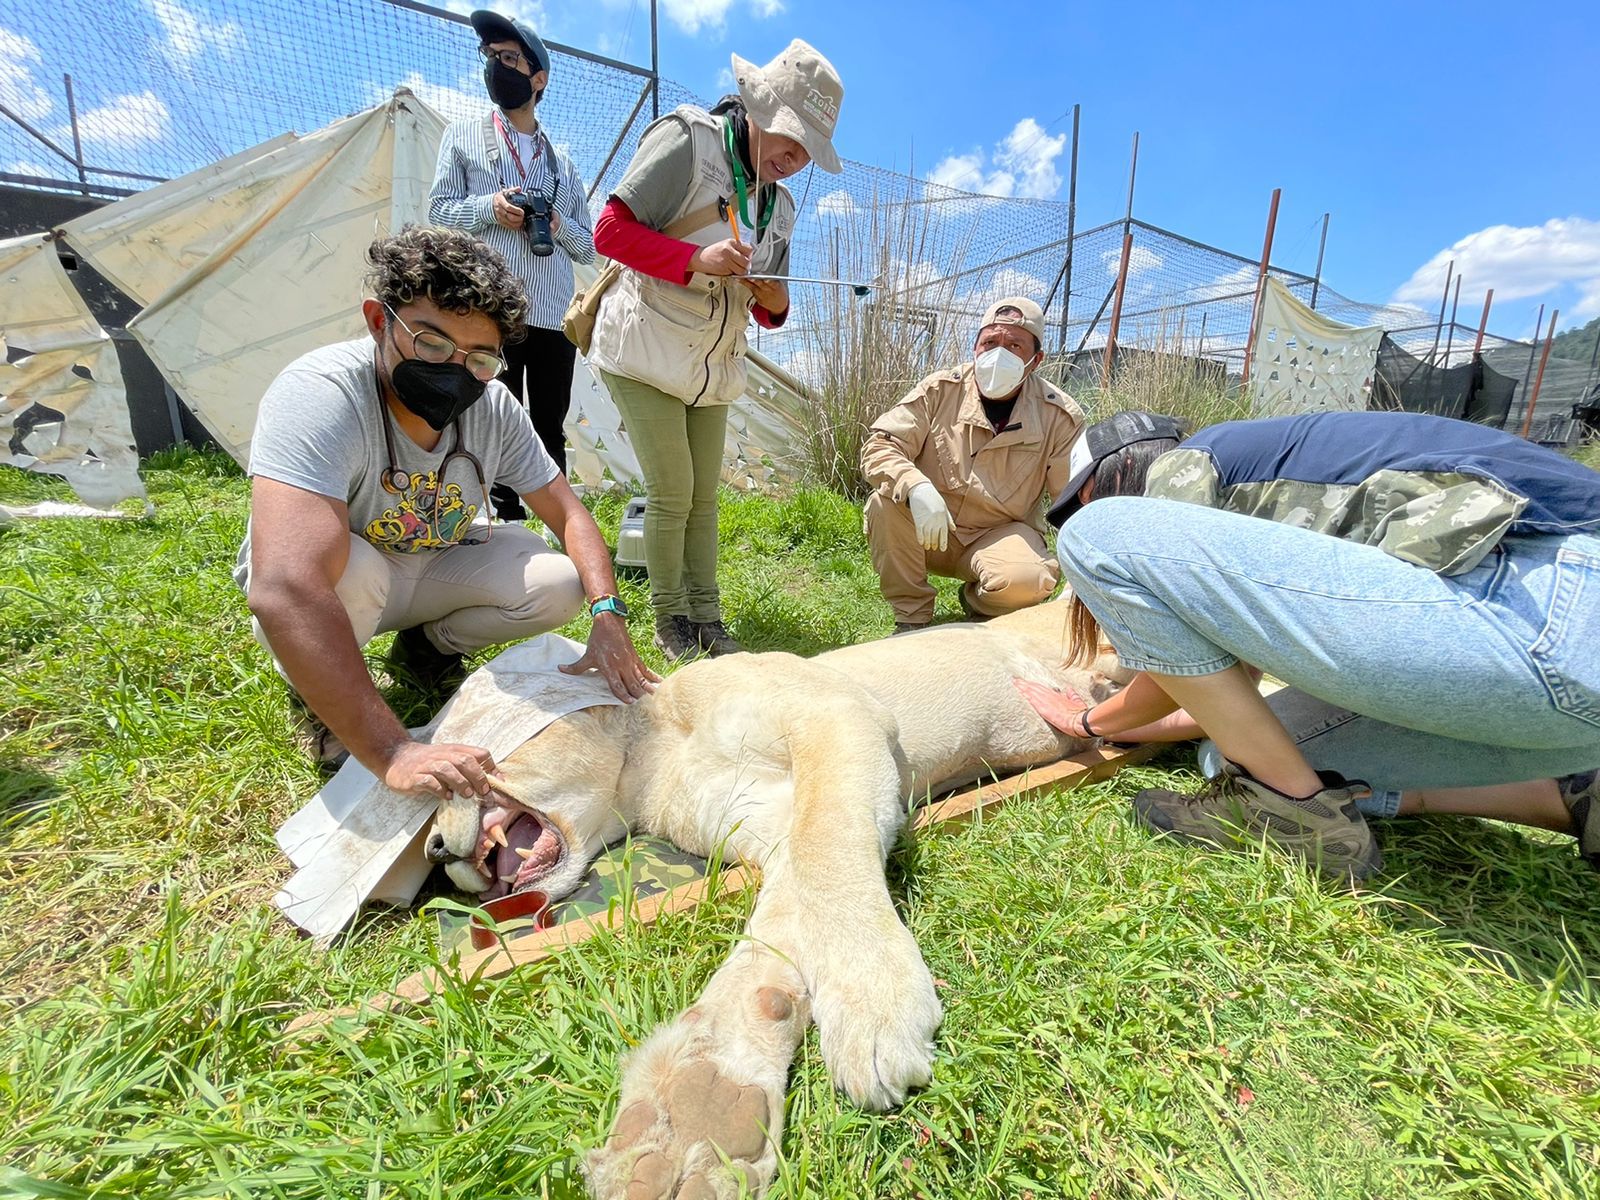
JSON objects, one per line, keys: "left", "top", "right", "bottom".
{"left": 484, "top": 810, "right": 562, "bottom": 900}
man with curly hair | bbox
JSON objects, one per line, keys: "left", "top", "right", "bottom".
{"left": 236, "top": 227, "right": 657, "bottom": 800}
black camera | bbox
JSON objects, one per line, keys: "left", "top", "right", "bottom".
{"left": 507, "top": 189, "right": 555, "bottom": 258}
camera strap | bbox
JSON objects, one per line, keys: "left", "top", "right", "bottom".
{"left": 491, "top": 111, "right": 561, "bottom": 208}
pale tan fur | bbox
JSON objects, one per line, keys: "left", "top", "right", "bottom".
{"left": 431, "top": 601, "right": 1116, "bottom": 1199}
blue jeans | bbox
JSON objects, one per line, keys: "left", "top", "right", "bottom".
{"left": 1059, "top": 498, "right": 1600, "bottom": 812}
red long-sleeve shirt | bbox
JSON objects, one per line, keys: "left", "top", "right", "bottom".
{"left": 593, "top": 197, "right": 787, "bottom": 329}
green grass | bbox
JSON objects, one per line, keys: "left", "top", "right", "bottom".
{"left": 2, "top": 455, "right": 1599, "bottom": 1198}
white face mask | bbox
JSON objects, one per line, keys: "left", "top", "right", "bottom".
{"left": 973, "top": 345, "right": 1029, "bottom": 399}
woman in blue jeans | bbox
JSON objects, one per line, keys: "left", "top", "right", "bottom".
{"left": 1018, "top": 410, "right": 1600, "bottom": 881}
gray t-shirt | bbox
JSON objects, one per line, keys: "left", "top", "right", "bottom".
{"left": 239, "top": 338, "right": 558, "bottom": 570}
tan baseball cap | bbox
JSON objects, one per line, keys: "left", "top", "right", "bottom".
{"left": 730, "top": 39, "right": 845, "bottom": 174}
{"left": 980, "top": 296, "right": 1046, "bottom": 347}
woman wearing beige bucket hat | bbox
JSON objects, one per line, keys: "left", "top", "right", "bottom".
{"left": 588, "top": 39, "right": 844, "bottom": 661}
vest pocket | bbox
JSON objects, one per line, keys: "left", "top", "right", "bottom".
{"left": 1528, "top": 547, "right": 1600, "bottom": 728}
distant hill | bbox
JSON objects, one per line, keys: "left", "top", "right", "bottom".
{"left": 1551, "top": 315, "right": 1600, "bottom": 364}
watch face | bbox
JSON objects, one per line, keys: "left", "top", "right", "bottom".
{"left": 593, "top": 596, "right": 628, "bottom": 619}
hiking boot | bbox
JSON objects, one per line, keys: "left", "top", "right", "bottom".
{"left": 653, "top": 614, "right": 701, "bottom": 662}
{"left": 1558, "top": 770, "right": 1600, "bottom": 870}
{"left": 693, "top": 619, "right": 744, "bottom": 657}
{"left": 389, "top": 625, "right": 467, "bottom": 695}
{"left": 286, "top": 691, "right": 349, "bottom": 772}
{"left": 958, "top": 584, "right": 994, "bottom": 622}
{"left": 1133, "top": 762, "right": 1382, "bottom": 882}
{"left": 892, "top": 621, "right": 929, "bottom": 636}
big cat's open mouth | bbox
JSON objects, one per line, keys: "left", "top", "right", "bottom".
{"left": 473, "top": 796, "right": 566, "bottom": 902}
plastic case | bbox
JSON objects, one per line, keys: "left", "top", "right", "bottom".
{"left": 614, "top": 496, "right": 648, "bottom": 570}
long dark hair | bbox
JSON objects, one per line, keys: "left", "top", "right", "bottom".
{"left": 1065, "top": 434, "right": 1182, "bottom": 666}
{"left": 709, "top": 94, "right": 756, "bottom": 176}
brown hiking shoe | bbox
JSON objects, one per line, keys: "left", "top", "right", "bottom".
{"left": 389, "top": 625, "right": 466, "bottom": 695}
{"left": 892, "top": 621, "right": 929, "bottom": 636}
{"left": 693, "top": 619, "right": 744, "bottom": 657}
{"left": 653, "top": 614, "right": 702, "bottom": 662}
{"left": 1133, "top": 763, "right": 1381, "bottom": 882}
{"left": 1558, "top": 770, "right": 1600, "bottom": 870}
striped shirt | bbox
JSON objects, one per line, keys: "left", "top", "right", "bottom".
{"left": 428, "top": 112, "right": 596, "bottom": 332}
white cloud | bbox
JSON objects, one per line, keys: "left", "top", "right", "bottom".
{"left": 815, "top": 188, "right": 855, "bottom": 219}
{"left": 1099, "top": 244, "right": 1164, "bottom": 279}
{"left": 440, "top": 0, "right": 548, "bottom": 27}
{"left": 714, "top": 66, "right": 735, "bottom": 93}
{"left": 67, "top": 91, "right": 171, "bottom": 147}
{"left": 143, "top": 0, "right": 241, "bottom": 64}
{"left": 660, "top": 0, "right": 780, "bottom": 34}
{"left": 4, "top": 158, "right": 50, "bottom": 178}
{"left": 985, "top": 267, "right": 1052, "bottom": 303}
{"left": 0, "top": 28, "right": 54, "bottom": 123}
{"left": 1392, "top": 217, "right": 1600, "bottom": 320}
{"left": 926, "top": 117, "right": 1067, "bottom": 200}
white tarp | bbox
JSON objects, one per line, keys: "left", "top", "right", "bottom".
{"left": 0, "top": 233, "right": 140, "bottom": 506}
{"left": 1250, "top": 276, "right": 1381, "bottom": 416}
{"left": 61, "top": 91, "right": 445, "bottom": 462}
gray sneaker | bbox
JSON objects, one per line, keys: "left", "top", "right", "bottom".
{"left": 1558, "top": 770, "right": 1599, "bottom": 870}
{"left": 1133, "top": 763, "right": 1381, "bottom": 882}
{"left": 653, "top": 614, "right": 702, "bottom": 662}
{"left": 693, "top": 619, "right": 744, "bottom": 657}
{"left": 286, "top": 691, "right": 349, "bottom": 772}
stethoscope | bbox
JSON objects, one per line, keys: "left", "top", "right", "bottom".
{"left": 377, "top": 386, "right": 490, "bottom": 528}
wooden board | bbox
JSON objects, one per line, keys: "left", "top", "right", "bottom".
{"left": 285, "top": 742, "right": 1156, "bottom": 1038}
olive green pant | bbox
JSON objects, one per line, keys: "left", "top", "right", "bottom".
{"left": 599, "top": 369, "right": 729, "bottom": 621}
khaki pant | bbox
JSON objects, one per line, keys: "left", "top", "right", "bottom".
{"left": 864, "top": 492, "right": 1060, "bottom": 625}
{"left": 248, "top": 524, "right": 585, "bottom": 664}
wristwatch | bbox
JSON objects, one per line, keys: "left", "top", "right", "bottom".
{"left": 589, "top": 594, "right": 629, "bottom": 620}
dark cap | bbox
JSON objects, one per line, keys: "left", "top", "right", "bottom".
{"left": 471, "top": 9, "right": 551, "bottom": 75}
{"left": 1047, "top": 410, "right": 1187, "bottom": 527}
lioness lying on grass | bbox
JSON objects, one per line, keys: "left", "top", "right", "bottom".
{"left": 428, "top": 601, "right": 1118, "bottom": 1199}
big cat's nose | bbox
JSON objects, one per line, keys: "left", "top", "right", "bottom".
{"left": 424, "top": 830, "right": 461, "bottom": 864}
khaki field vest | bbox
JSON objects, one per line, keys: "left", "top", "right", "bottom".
{"left": 589, "top": 106, "right": 796, "bottom": 407}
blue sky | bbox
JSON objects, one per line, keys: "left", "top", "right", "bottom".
{"left": 4, "top": 0, "right": 1597, "bottom": 340}
{"left": 562, "top": 0, "right": 1600, "bottom": 338}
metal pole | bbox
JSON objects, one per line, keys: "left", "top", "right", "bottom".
{"left": 1124, "top": 131, "right": 1139, "bottom": 228}
{"left": 63, "top": 73, "right": 88, "bottom": 194}
{"left": 649, "top": 0, "right": 660, "bottom": 119}
{"left": 586, "top": 77, "right": 654, "bottom": 202}
{"left": 1309, "top": 212, "right": 1329, "bottom": 310}
{"left": 1472, "top": 288, "right": 1494, "bottom": 355}
{"left": 1071, "top": 283, "right": 1117, "bottom": 356}
{"left": 1519, "top": 302, "right": 1546, "bottom": 437}
{"left": 1441, "top": 274, "right": 1461, "bottom": 368}
{"left": 1055, "top": 104, "right": 1080, "bottom": 356}
{"left": 1426, "top": 259, "right": 1452, "bottom": 366}
{"left": 1521, "top": 308, "right": 1559, "bottom": 440}
{"left": 1101, "top": 230, "right": 1134, "bottom": 389}
{"left": 1239, "top": 187, "right": 1282, "bottom": 388}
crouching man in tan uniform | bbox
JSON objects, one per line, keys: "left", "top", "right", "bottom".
{"left": 861, "top": 297, "right": 1084, "bottom": 633}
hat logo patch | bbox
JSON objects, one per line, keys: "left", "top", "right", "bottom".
{"left": 802, "top": 88, "right": 838, "bottom": 131}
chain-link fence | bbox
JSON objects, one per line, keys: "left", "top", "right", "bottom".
{"left": 5, "top": 0, "right": 1595, "bottom": 442}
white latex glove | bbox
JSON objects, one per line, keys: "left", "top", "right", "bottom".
{"left": 908, "top": 482, "right": 955, "bottom": 552}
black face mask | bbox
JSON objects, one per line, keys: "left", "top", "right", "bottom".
{"left": 389, "top": 358, "right": 487, "bottom": 431}
{"left": 484, "top": 59, "right": 534, "bottom": 110}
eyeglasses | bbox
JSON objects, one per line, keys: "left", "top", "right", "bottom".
{"left": 478, "top": 45, "right": 533, "bottom": 73}
{"left": 385, "top": 306, "right": 505, "bottom": 381}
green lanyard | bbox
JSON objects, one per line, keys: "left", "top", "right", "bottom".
{"left": 723, "top": 117, "right": 774, "bottom": 237}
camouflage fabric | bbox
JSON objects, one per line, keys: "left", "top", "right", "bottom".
{"left": 1146, "top": 447, "right": 1527, "bottom": 576}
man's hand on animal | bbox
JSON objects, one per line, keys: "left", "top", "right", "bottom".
{"left": 689, "top": 237, "right": 753, "bottom": 277}
{"left": 424, "top": 602, "right": 1121, "bottom": 1200}
{"left": 908, "top": 481, "right": 956, "bottom": 551}
{"left": 491, "top": 188, "right": 528, "bottom": 230}
{"left": 558, "top": 614, "right": 661, "bottom": 701}
{"left": 382, "top": 737, "right": 498, "bottom": 799}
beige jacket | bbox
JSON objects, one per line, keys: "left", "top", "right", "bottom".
{"left": 588, "top": 106, "right": 795, "bottom": 407}
{"left": 861, "top": 364, "right": 1085, "bottom": 545}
